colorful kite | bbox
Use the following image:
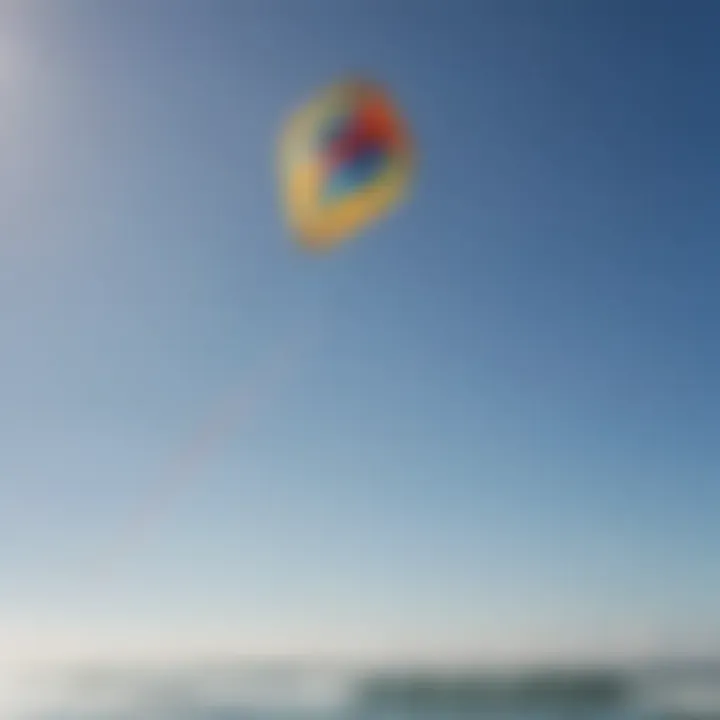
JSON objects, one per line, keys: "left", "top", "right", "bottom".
{"left": 278, "top": 77, "right": 415, "bottom": 251}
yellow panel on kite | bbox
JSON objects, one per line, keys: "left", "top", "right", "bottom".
{"left": 278, "top": 78, "right": 415, "bottom": 251}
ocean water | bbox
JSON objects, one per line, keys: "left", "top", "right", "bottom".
{"left": 4, "top": 662, "right": 720, "bottom": 719}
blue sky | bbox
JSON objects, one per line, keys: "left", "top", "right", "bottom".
{"left": 1, "top": 0, "right": 719, "bottom": 664}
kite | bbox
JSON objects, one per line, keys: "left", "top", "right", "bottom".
{"left": 277, "top": 77, "right": 415, "bottom": 251}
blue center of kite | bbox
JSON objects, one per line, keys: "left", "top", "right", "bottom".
{"left": 324, "top": 146, "right": 388, "bottom": 201}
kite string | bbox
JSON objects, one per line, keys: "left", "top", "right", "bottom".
{"left": 95, "top": 313, "right": 328, "bottom": 581}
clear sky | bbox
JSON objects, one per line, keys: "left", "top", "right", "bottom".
{"left": 1, "top": 0, "right": 719, "bottom": 666}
